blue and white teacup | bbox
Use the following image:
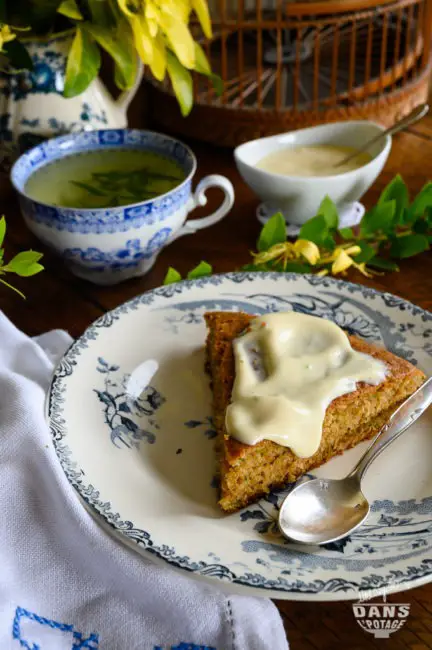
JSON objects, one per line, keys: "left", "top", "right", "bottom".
{"left": 10, "top": 129, "right": 235, "bottom": 285}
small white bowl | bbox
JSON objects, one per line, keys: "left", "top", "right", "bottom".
{"left": 234, "top": 121, "right": 391, "bottom": 226}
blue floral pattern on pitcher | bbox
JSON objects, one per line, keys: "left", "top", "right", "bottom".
{"left": 0, "top": 30, "right": 142, "bottom": 164}
{"left": 9, "top": 47, "right": 65, "bottom": 101}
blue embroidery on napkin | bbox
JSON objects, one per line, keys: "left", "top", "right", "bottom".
{"left": 12, "top": 607, "right": 99, "bottom": 649}
{"left": 12, "top": 608, "right": 214, "bottom": 650}
{"left": 72, "top": 632, "right": 100, "bottom": 649}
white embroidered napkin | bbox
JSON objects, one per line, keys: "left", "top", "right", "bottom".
{"left": 0, "top": 312, "right": 288, "bottom": 650}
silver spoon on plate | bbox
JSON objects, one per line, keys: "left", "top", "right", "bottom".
{"left": 334, "top": 103, "right": 430, "bottom": 169}
{"left": 278, "top": 376, "right": 432, "bottom": 546}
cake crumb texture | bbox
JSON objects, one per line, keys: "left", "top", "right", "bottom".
{"left": 204, "top": 311, "right": 426, "bottom": 513}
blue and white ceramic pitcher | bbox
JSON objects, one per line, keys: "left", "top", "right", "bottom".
{"left": 0, "top": 31, "right": 142, "bottom": 160}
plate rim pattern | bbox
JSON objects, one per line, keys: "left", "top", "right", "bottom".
{"left": 47, "top": 272, "right": 432, "bottom": 599}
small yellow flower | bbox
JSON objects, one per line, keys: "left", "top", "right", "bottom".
{"left": 252, "top": 243, "right": 288, "bottom": 265}
{"left": 353, "top": 262, "right": 375, "bottom": 278}
{"left": 0, "top": 24, "right": 16, "bottom": 52}
{"left": 327, "top": 246, "right": 374, "bottom": 277}
{"left": 331, "top": 249, "right": 354, "bottom": 274}
{"left": 253, "top": 240, "right": 321, "bottom": 267}
{"left": 191, "top": 0, "right": 212, "bottom": 38}
{"left": 293, "top": 239, "right": 320, "bottom": 265}
{"left": 251, "top": 235, "right": 378, "bottom": 279}
{"left": 343, "top": 245, "right": 362, "bottom": 257}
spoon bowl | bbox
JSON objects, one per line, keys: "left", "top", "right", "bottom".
{"left": 278, "top": 476, "right": 369, "bottom": 545}
{"left": 278, "top": 377, "right": 432, "bottom": 546}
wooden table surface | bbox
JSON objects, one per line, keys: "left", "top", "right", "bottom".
{"left": 2, "top": 110, "right": 432, "bottom": 649}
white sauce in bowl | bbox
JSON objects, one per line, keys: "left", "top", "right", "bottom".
{"left": 256, "top": 145, "right": 372, "bottom": 177}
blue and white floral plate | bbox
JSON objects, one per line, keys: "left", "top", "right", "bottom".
{"left": 48, "top": 273, "right": 432, "bottom": 601}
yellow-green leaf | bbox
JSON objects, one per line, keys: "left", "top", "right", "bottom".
{"left": 193, "top": 42, "right": 211, "bottom": 75}
{"left": 164, "top": 267, "right": 182, "bottom": 284}
{"left": 339, "top": 227, "right": 354, "bottom": 240}
{"left": 367, "top": 257, "right": 399, "bottom": 271}
{"left": 193, "top": 42, "right": 222, "bottom": 95}
{"left": 390, "top": 234, "right": 429, "bottom": 258}
{"left": 299, "top": 215, "right": 326, "bottom": 243}
{"left": 161, "top": 0, "right": 189, "bottom": 23}
{"left": 4, "top": 250, "right": 44, "bottom": 276}
{"left": 160, "top": 11, "right": 195, "bottom": 69}
{"left": 282, "top": 262, "right": 311, "bottom": 274}
{"left": 299, "top": 214, "right": 335, "bottom": 250}
{"left": 257, "top": 212, "right": 286, "bottom": 252}
{"left": 405, "top": 182, "right": 432, "bottom": 224}
{"left": 130, "top": 14, "right": 154, "bottom": 64}
{"left": 14, "top": 262, "right": 44, "bottom": 277}
{"left": 378, "top": 174, "right": 409, "bottom": 225}
{"left": 144, "top": 1, "right": 161, "bottom": 37}
{"left": 354, "top": 241, "right": 375, "bottom": 263}
{"left": 0, "top": 216, "right": 6, "bottom": 248}
{"left": 317, "top": 195, "right": 338, "bottom": 229}
{"left": 187, "top": 261, "right": 212, "bottom": 279}
{"left": 130, "top": 13, "right": 166, "bottom": 80}
{"left": 117, "top": 0, "right": 136, "bottom": 17}
{"left": 360, "top": 200, "right": 396, "bottom": 235}
{"left": 57, "top": 0, "right": 83, "bottom": 20}
{"left": 112, "top": 20, "right": 138, "bottom": 90}
{"left": 88, "top": 0, "right": 115, "bottom": 26}
{"left": 191, "top": 0, "right": 212, "bottom": 38}
{"left": 83, "top": 23, "right": 136, "bottom": 89}
{"left": 64, "top": 27, "right": 101, "bottom": 98}
{"left": 166, "top": 51, "right": 193, "bottom": 116}
{"left": 150, "top": 33, "right": 166, "bottom": 80}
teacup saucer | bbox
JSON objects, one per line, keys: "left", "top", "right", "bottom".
{"left": 256, "top": 202, "right": 365, "bottom": 238}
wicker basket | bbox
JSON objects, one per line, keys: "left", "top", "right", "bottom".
{"left": 146, "top": 0, "right": 432, "bottom": 147}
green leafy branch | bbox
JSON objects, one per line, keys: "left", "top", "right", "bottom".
{"left": 0, "top": 216, "right": 44, "bottom": 298}
{"left": 163, "top": 174, "right": 432, "bottom": 284}
{"left": 1, "top": 0, "right": 221, "bottom": 115}
{"left": 164, "top": 261, "right": 212, "bottom": 284}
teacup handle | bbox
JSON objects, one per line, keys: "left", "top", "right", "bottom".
{"left": 170, "top": 174, "right": 234, "bottom": 242}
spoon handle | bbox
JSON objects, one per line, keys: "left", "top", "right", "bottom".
{"left": 334, "top": 103, "right": 429, "bottom": 168}
{"left": 383, "top": 103, "right": 430, "bottom": 138}
{"left": 349, "top": 376, "right": 432, "bottom": 482}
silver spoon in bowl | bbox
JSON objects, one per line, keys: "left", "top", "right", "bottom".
{"left": 278, "top": 376, "right": 432, "bottom": 546}
{"left": 334, "top": 103, "right": 430, "bottom": 169}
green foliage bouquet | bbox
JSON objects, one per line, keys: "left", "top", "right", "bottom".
{"left": 0, "top": 217, "right": 43, "bottom": 298}
{"left": 0, "top": 0, "right": 215, "bottom": 115}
